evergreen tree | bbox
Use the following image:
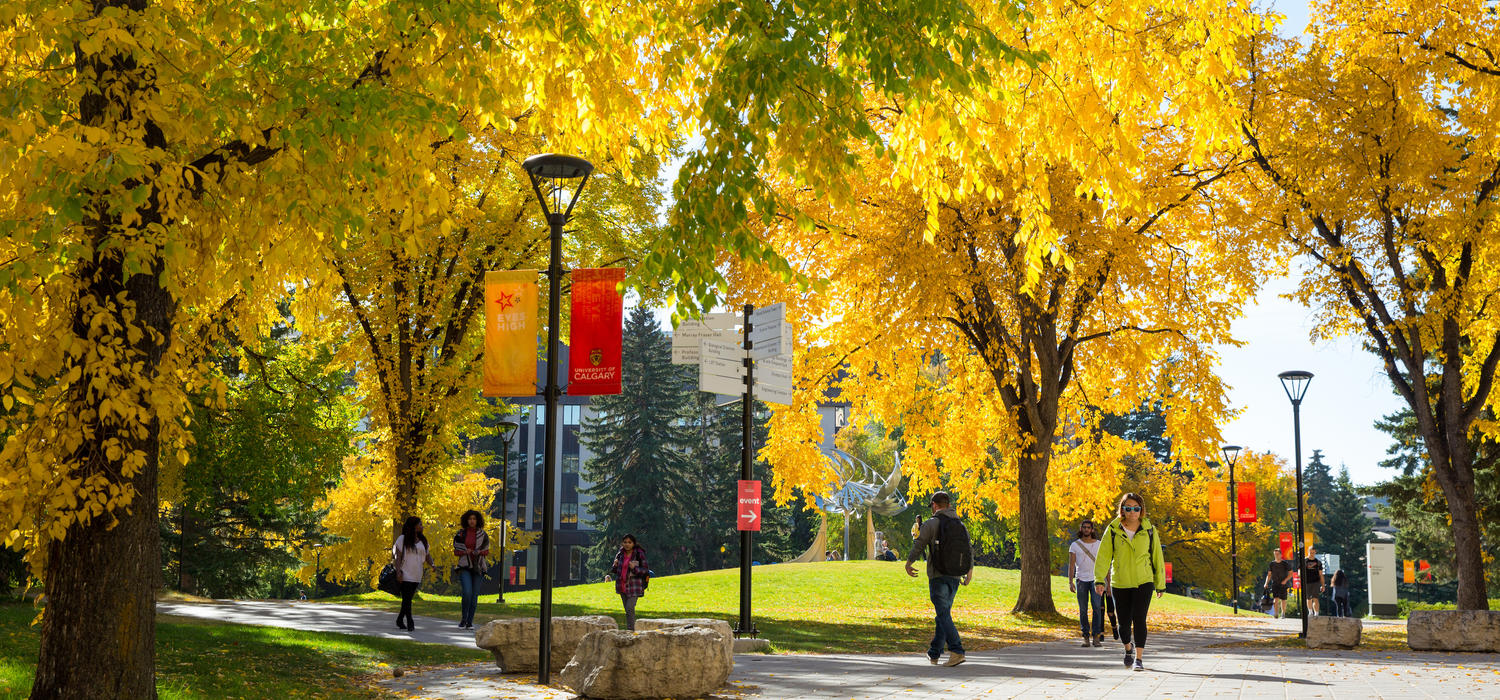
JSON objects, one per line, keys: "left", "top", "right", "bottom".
{"left": 581, "top": 306, "right": 696, "bottom": 576}
{"left": 1100, "top": 403, "right": 1171, "bottom": 464}
{"left": 1304, "top": 449, "right": 1336, "bottom": 516}
{"left": 1314, "top": 469, "right": 1375, "bottom": 615}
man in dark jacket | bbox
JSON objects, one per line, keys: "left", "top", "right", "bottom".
{"left": 905, "top": 491, "right": 973, "bottom": 667}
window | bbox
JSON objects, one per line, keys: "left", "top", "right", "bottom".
{"left": 564, "top": 405, "right": 581, "bottom": 425}
{"left": 570, "top": 547, "right": 585, "bottom": 581}
{"left": 536, "top": 408, "right": 545, "bottom": 425}
{"left": 561, "top": 503, "right": 578, "bottom": 526}
{"left": 562, "top": 454, "right": 579, "bottom": 474}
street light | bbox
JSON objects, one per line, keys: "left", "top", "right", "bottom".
{"left": 1221, "top": 445, "right": 1242, "bottom": 614}
{"left": 1278, "top": 370, "right": 1313, "bottom": 638}
{"left": 495, "top": 419, "right": 520, "bottom": 604}
{"left": 523, "top": 153, "right": 592, "bottom": 684}
{"left": 312, "top": 543, "right": 324, "bottom": 599}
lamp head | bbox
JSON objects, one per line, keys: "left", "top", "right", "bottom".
{"left": 498, "top": 419, "right": 520, "bottom": 441}
{"left": 1278, "top": 370, "right": 1314, "bottom": 404}
{"left": 523, "top": 153, "right": 594, "bottom": 219}
{"left": 1221, "top": 444, "right": 1242, "bottom": 468}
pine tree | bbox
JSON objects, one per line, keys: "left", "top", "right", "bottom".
{"left": 1304, "top": 450, "right": 1336, "bottom": 514}
{"left": 581, "top": 306, "right": 696, "bottom": 576}
{"left": 1315, "top": 469, "right": 1375, "bottom": 615}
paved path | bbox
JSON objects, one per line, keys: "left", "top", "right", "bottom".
{"left": 160, "top": 602, "right": 1500, "bottom": 699}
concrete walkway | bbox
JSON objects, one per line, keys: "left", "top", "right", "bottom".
{"left": 160, "top": 601, "right": 1500, "bottom": 699}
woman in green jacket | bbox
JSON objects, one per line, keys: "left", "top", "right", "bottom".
{"left": 1094, "top": 492, "right": 1165, "bottom": 672}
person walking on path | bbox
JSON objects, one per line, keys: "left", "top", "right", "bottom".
{"left": 1330, "top": 569, "right": 1351, "bottom": 617}
{"left": 905, "top": 491, "right": 974, "bottom": 668}
{"left": 1095, "top": 493, "right": 1165, "bottom": 672}
{"left": 611, "top": 534, "right": 649, "bottom": 630}
{"left": 1304, "top": 546, "right": 1325, "bottom": 616}
{"left": 452, "top": 510, "right": 491, "bottom": 630}
{"left": 1265, "top": 549, "right": 1294, "bottom": 618}
{"left": 1068, "top": 520, "right": 1105, "bottom": 647}
{"left": 392, "top": 516, "right": 436, "bottom": 632}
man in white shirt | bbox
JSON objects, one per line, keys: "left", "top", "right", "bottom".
{"left": 1068, "top": 520, "right": 1105, "bottom": 647}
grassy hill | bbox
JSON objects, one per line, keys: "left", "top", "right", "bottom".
{"left": 329, "top": 561, "right": 1250, "bottom": 653}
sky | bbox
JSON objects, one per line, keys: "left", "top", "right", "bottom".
{"left": 654, "top": 0, "right": 1406, "bottom": 487}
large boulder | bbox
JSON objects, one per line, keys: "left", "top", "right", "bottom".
{"left": 560, "top": 627, "right": 732, "bottom": 699}
{"left": 1409, "top": 611, "right": 1500, "bottom": 652}
{"left": 634, "top": 618, "right": 734, "bottom": 669}
{"left": 1306, "top": 616, "right": 1361, "bottom": 649}
{"left": 474, "top": 615, "right": 617, "bottom": 672}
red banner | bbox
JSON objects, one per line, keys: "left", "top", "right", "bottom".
{"left": 567, "top": 268, "right": 625, "bottom": 395}
{"left": 1208, "top": 482, "right": 1229, "bottom": 523}
{"left": 737, "top": 480, "right": 762, "bottom": 532}
{"left": 1279, "top": 532, "right": 1295, "bottom": 560}
{"left": 1420, "top": 560, "right": 1431, "bottom": 581}
{"left": 484, "top": 270, "right": 538, "bottom": 397}
{"left": 1165, "top": 562, "right": 1173, "bottom": 583}
{"left": 1236, "top": 482, "right": 1258, "bottom": 523}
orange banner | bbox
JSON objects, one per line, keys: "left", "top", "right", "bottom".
{"left": 1208, "top": 482, "right": 1229, "bottom": 523}
{"left": 1404, "top": 560, "right": 1416, "bottom": 583}
{"left": 483, "top": 270, "right": 538, "bottom": 397}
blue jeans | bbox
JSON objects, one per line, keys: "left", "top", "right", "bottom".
{"left": 1076, "top": 581, "right": 1103, "bottom": 637}
{"left": 457, "top": 568, "right": 482, "bottom": 627}
{"left": 928, "top": 576, "right": 964, "bottom": 658}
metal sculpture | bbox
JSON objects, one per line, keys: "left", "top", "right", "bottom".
{"left": 808, "top": 448, "right": 908, "bottom": 561}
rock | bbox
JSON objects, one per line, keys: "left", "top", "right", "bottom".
{"left": 634, "top": 618, "right": 735, "bottom": 669}
{"left": 733, "top": 638, "right": 771, "bottom": 653}
{"left": 1306, "top": 616, "right": 1361, "bottom": 649}
{"left": 474, "top": 615, "right": 618, "bottom": 672}
{"left": 560, "top": 627, "right": 732, "bottom": 699}
{"left": 1409, "top": 611, "right": 1500, "bottom": 652}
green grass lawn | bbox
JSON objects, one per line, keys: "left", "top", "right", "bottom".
{"left": 0, "top": 604, "right": 484, "bottom": 699}
{"left": 327, "top": 561, "right": 1251, "bottom": 653}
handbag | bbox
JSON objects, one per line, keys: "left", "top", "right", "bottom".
{"left": 377, "top": 563, "right": 400, "bottom": 596}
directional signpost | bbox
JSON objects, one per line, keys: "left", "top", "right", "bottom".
{"left": 672, "top": 304, "right": 796, "bottom": 640}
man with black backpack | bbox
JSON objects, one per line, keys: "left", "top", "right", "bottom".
{"left": 905, "top": 491, "right": 974, "bottom": 667}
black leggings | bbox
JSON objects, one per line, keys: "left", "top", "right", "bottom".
{"left": 1112, "top": 583, "right": 1154, "bottom": 649}
{"left": 397, "top": 582, "right": 420, "bottom": 628}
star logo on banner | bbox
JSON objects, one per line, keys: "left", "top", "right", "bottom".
{"left": 494, "top": 291, "right": 516, "bottom": 312}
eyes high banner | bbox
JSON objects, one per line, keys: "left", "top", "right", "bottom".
{"left": 567, "top": 267, "right": 624, "bottom": 395}
{"left": 483, "top": 270, "right": 539, "bottom": 397}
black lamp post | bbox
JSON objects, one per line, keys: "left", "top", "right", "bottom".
{"left": 313, "top": 544, "right": 323, "bottom": 599}
{"left": 523, "top": 153, "right": 592, "bottom": 684}
{"left": 1278, "top": 370, "right": 1313, "bottom": 638}
{"left": 495, "top": 419, "right": 520, "bottom": 604}
{"left": 1221, "top": 444, "right": 1242, "bottom": 614}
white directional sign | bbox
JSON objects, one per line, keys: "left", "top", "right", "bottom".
{"left": 754, "top": 353, "right": 794, "bottom": 405}
{"left": 753, "top": 379, "right": 794, "bottom": 406}
{"left": 749, "top": 320, "right": 792, "bottom": 360}
{"left": 672, "top": 313, "right": 740, "bottom": 365}
{"left": 699, "top": 366, "right": 747, "bottom": 397}
{"left": 699, "top": 339, "right": 748, "bottom": 396}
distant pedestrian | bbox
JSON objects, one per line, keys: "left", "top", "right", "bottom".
{"left": 905, "top": 491, "right": 974, "bottom": 668}
{"left": 452, "top": 509, "right": 491, "bottom": 630}
{"left": 392, "top": 516, "right": 436, "bottom": 632}
{"left": 1330, "top": 569, "right": 1351, "bottom": 617}
{"left": 1265, "top": 549, "right": 1294, "bottom": 618}
{"left": 1068, "top": 519, "right": 1105, "bottom": 647}
{"left": 611, "top": 534, "right": 649, "bottom": 630}
{"left": 1095, "top": 493, "right": 1165, "bottom": 672}
{"left": 1304, "top": 546, "right": 1325, "bottom": 616}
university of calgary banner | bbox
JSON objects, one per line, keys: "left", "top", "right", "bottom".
{"left": 1279, "top": 532, "right": 1295, "bottom": 560}
{"left": 567, "top": 267, "right": 625, "bottom": 395}
{"left": 483, "top": 270, "right": 538, "bottom": 397}
{"left": 1207, "top": 482, "right": 1229, "bottom": 523}
{"left": 1236, "top": 482, "right": 1258, "bottom": 523}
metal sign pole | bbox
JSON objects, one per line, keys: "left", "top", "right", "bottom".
{"left": 737, "top": 303, "right": 756, "bottom": 638}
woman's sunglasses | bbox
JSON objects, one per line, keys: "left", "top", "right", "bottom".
{"left": 1122, "top": 506, "right": 1142, "bottom": 512}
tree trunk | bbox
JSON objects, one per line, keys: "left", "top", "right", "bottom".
{"left": 1013, "top": 453, "right": 1057, "bottom": 614}
{"left": 1434, "top": 465, "right": 1489, "bottom": 610}
{"left": 32, "top": 259, "right": 172, "bottom": 699}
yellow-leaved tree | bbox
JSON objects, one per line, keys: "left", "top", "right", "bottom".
{"left": 738, "top": 0, "right": 1273, "bottom": 613}
{"left": 1241, "top": 0, "right": 1500, "bottom": 609}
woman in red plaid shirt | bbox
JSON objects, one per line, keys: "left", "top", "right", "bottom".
{"left": 610, "top": 534, "right": 649, "bottom": 630}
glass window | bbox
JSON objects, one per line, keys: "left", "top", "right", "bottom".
{"left": 562, "top": 503, "right": 578, "bottom": 525}
{"left": 571, "top": 547, "right": 585, "bottom": 581}
{"left": 562, "top": 454, "right": 579, "bottom": 474}
{"left": 564, "top": 405, "right": 581, "bottom": 425}
{"left": 536, "top": 408, "right": 545, "bottom": 425}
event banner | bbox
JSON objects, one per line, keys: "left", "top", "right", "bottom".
{"left": 567, "top": 267, "right": 625, "bottom": 395}
{"left": 483, "top": 270, "right": 539, "bottom": 397}
{"left": 1236, "top": 482, "right": 1258, "bottom": 522}
{"left": 1208, "top": 482, "right": 1229, "bottom": 523}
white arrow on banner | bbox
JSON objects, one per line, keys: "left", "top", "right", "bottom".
{"left": 740, "top": 510, "right": 758, "bottom": 526}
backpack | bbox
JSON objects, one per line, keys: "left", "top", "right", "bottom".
{"left": 930, "top": 513, "right": 973, "bottom": 577}
{"left": 1110, "top": 523, "right": 1157, "bottom": 581}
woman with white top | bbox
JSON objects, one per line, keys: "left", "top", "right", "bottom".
{"left": 1068, "top": 519, "right": 1105, "bottom": 647}
{"left": 392, "top": 516, "right": 436, "bottom": 632}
